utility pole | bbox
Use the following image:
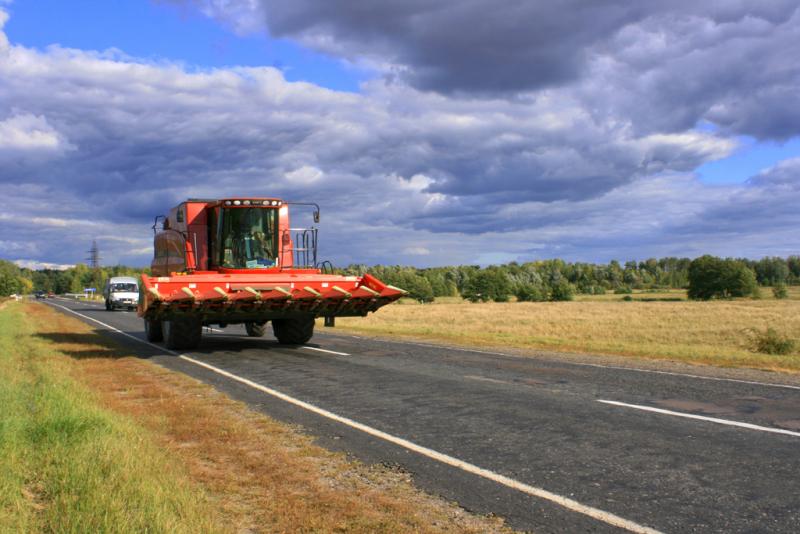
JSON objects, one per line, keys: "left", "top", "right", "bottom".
{"left": 84, "top": 240, "right": 102, "bottom": 300}
{"left": 87, "top": 240, "right": 101, "bottom": 268}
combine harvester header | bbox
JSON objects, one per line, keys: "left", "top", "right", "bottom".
{"left": 139, "top": 198, "right": 404, "bottom": 349}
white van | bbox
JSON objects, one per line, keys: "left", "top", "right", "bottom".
{"left": 103, "top": 276, "right": 139, "bottom": 311}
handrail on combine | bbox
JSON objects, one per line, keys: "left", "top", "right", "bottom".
{"left": 281, "top": 227, "right": 318, "bottom": 269}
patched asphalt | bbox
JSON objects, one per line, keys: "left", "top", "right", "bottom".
{"left": 46, "top": 298, "right": 800, "bottom": 533}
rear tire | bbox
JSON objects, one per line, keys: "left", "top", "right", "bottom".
{"left": 162, "top": 317, "right": 202, "bottom": 350}
{"left": 245, "top": 321, "right": 267, "bottom": 337}
{"left": 272, "top": 316, "right": 315, "bottom": 344}
{"left": 144, "top": 318, "right": 163, "bottom": 342}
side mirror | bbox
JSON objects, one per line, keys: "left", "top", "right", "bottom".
{"left": 286, "top": 202, "right": 321, "bottom": 224}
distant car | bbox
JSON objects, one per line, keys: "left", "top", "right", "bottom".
{"left": 34, "top": 291, "right": 46, "bottom": 299}
{"left": 47, "top": 292, "right": 55, "bottom": 298}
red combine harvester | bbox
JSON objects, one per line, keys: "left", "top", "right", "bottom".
{"left": 138, "top": 198, "right": 404, "bottom": 349}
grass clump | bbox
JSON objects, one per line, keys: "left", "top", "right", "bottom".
{"left": 749, "top": 327, "right": 795, "bottom": 355}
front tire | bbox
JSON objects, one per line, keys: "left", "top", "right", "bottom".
{"left": 144, "top": 318, "right": 163, "bottom": 342}
{"left": 245, "top": 321, "right": 267, "bottom": 337}
{"left": 272, "top": 316, "right": 315, "bottom": 344}
{"left": 162, "top": 317, "right": 202, "bottom": 350}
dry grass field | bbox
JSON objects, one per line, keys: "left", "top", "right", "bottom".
{"left": 336, "top": 288, "right": 800, "bottom": 373}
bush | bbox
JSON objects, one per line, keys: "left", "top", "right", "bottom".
{"left": 514, "top": 284, "right": 545, "bottom": 302}
{"left": 548, "top": 280, "right": 574, "bottom": 301}
{"left": 688, "top": 255, "right": 759, "bottom": 300}
{"left": 749, "top": 327, "right": 795, "bottom": 355}
{"left": 773, "top": 284, "right": 789, "bottom": 299}
{"left": 621, "top": 295, "right": 633, "bottom": 301}
{"left": 614, "top": 285, "right": 633, "bottom": 294}
{"left": 398, "top": 272, "right": 435, "bottom": 303}
{"left": 463, "top": 268, "right": 512, "bottom": 303}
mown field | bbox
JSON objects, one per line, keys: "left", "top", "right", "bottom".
{"left": 336, "top": 288, "right": 800, "bottom": 373}
{"left": 0, "top": 300, "right": 508, "bottom": 533}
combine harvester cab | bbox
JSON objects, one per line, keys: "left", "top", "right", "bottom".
{"left": 139, "top": 198, "right": 404, "bottom": 350}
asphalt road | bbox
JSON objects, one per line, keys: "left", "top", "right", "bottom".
{"left": 45, "top": 298, "right": 800, "bottom": 533}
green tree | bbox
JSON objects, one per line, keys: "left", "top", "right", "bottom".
{"left": 514, "top": 283, "right": 546, "bottom": 302}
{"left": 0, "top": 260, "right": 23, "bottom": 296}
{"left": 548, "top": 279, "right": 575, "bottom": 301}
{"left": 398, "top": 272, "right": 435, "bottom": 303}
{"left": 688, "top": 256, "right": 759, "bottom": 300}
{"left": 463, "top": 268, "right": 512, "bottom": 302}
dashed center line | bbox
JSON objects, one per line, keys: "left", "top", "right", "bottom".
{"left": 464, "top": 374, "right": 514, "bottom": 385}
{"left": 302, "top": 346, "right": 350, "bottom": 356}
{"left": 599, "top": 400, "right": 800, "bottom": 438}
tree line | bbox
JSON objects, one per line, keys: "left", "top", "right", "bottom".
{"left": 0, "top": 260, "right": 148, "bottom": 298}
{"left": 341, "top": 255, "right": 800, "bottom": 303}
{"left": 2, "top": 255, "right": 798, "bottom": 302}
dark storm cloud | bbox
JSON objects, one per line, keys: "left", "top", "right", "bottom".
{"left": 197, "top": 0, "right": 800, "bottom": 140}
{"left": 258, "top": 0, "right": 649, "bottom": 94}
{"left": 584, "top": 5, "right": 800, "bottom": 139}
{"left": 250, "top": 1, "right": 794, "bottom": 95}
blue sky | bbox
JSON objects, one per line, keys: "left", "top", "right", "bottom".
{"left": 697, "top": 137, "right": 800, "bottom": 185}
{"left": 1, "top": 1, "right": 799, "bottom": 268}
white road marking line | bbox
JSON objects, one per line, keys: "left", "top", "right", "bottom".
{"left": 599, "top": 400, "right": 800, "bottom": 438}
{"left": 464, "top": 375, "right": 514, "bottom": 385}
{"left": 301, "top": 346, "right": 350, "bottom": 356}
{"left": 48, "top": 302, "right": 661, "bottom": 534}
{"left": 334, "top": 334, "right": 800, "bottom": 391}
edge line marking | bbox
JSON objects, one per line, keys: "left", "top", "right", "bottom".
{"left": 599, "top": 400, "right": 800, "bottom": 438}
{"left": 46, "top": 302, "right": 661, "bottom": 534}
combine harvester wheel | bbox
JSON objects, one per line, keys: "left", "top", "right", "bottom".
{"left": 272, "top": 316, "right": 315, "bottom": 345}
{"left": 245, "top": 321, "right": 267, "bottom": 337}
{"left": 145, "top": 318, "right": 163, "bottom": 342}
{"left": 162, "top": 317, "right": 202, "bottom": 350}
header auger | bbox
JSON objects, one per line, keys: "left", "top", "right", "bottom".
{"left": 138, "top": 198, "right": 404, "bottom": 350}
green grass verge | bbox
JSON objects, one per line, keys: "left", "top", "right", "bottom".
{"left": 0, "top": 303, "right": 223, "bottom": 533}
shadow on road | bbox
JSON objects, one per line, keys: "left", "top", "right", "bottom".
{"left": 34, "top": 331, "right": 133, "bottom": 360}
{"left": 36, "top": 328, "right": 324, "bottom": 361}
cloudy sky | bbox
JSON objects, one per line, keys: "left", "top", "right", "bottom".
{"left": 1, "top": 0, "right": 799, "bottom": 269}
